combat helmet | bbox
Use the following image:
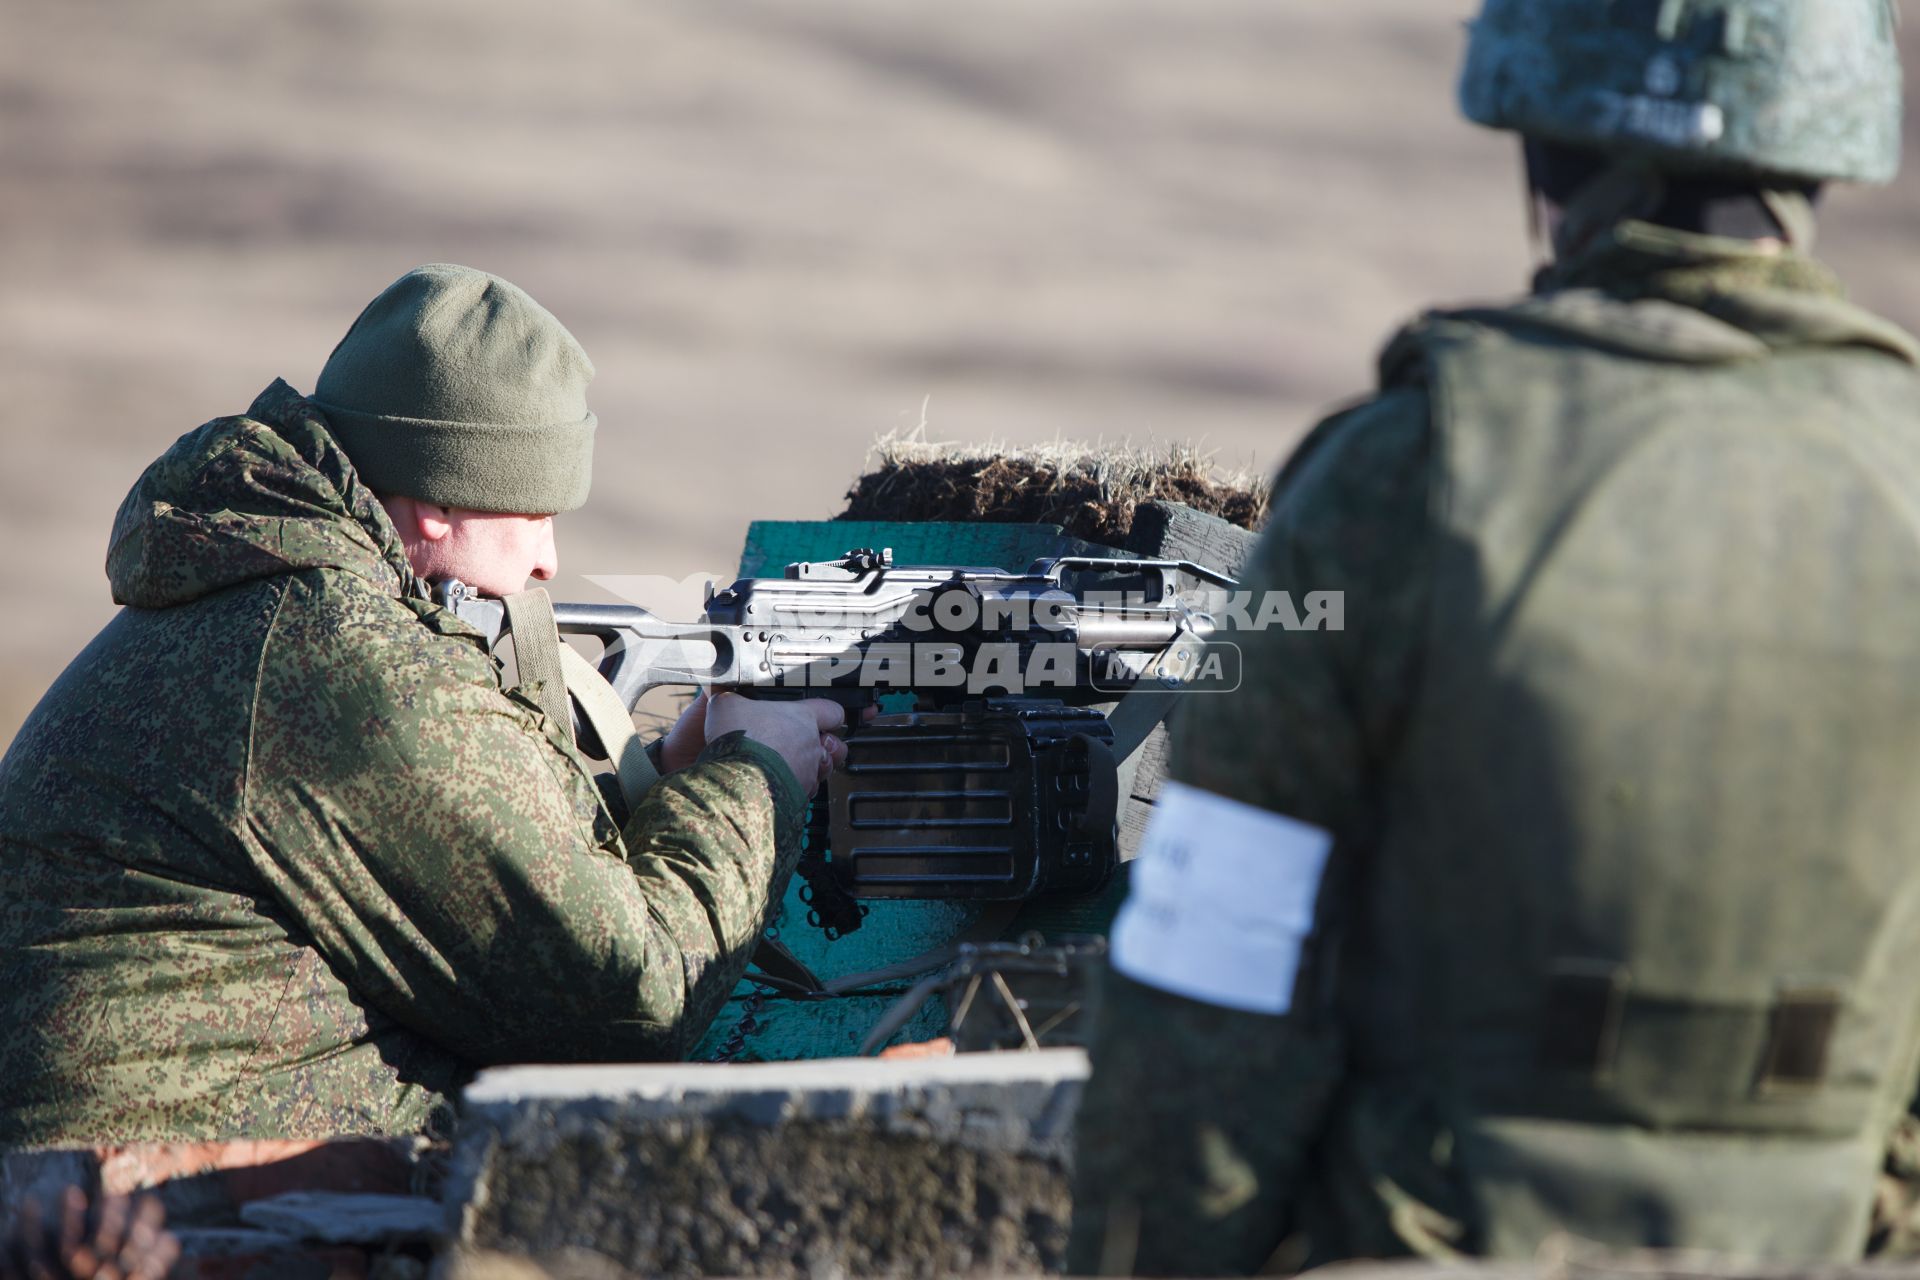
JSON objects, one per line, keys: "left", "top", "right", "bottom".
{"left": 1459, "top": 0, "right": 1902, "bottom": 184}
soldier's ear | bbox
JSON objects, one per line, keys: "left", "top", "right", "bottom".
{"left": 377, "top": 493, "right": 454, "bottom": 545}
{"left": 415, "top": 504, "right": 454, "bottom": 543}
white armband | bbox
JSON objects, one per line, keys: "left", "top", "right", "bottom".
{"left": 1109, "top": 780, "right": 1333, "bottom": 1016}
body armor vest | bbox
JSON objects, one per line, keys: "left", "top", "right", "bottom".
{"left": 1345, "top": 280, "right": 1920, "bottom": 1258}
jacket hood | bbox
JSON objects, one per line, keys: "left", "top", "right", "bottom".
{"left": 107, "top": 380, "right": 423, "bottom": 609}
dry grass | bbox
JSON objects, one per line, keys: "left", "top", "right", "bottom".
{"left": 838, "top": 427, "right": 1270, "bottom": 544}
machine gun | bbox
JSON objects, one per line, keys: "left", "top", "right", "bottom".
{"left": 436, "top": 548, "right": 1233, "bottom": 939}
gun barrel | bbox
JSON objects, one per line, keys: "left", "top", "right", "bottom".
{"left": 1072, "top": 616, "right": 1209, "bottom": 648}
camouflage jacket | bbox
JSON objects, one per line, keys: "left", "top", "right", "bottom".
{"left": 1071, "top": 226, "right": 1920, "bottom": 1273}
{"left": 0, "top": 381, "right": 805, "bottom": 1146}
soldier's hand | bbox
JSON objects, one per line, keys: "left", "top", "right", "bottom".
{"left": 658, "top": 692, "right": 711, "bottom": 774}
{"left": 4, "top": 1188, "right": 178, "bottom": 1280}
{"left": 704, "top": 694, "right": 847, "bottom": 797}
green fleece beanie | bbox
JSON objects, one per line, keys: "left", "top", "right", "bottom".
{"left": 311, "top": 264, "right": 596, "bottom": 514}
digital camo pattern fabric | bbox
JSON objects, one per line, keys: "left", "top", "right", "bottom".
{"left": 0, "top": 380, "right": 805, "bottom": 1146}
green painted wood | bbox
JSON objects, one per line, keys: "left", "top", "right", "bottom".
{"left": 692, "top": 520, "right": 1118, "bottom": 1062}
{"left": 736, "top": 520, "right": 1110, "bottom": 578}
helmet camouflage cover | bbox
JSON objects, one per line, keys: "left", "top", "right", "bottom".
{"left": 1460, "top": 0, "right": 1903, "bottom": 184}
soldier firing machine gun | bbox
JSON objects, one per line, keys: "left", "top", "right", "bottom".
{"left": 436, "top": 548, "right": 1233, "bottom": 942}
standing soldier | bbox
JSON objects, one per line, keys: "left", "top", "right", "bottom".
{"left": 1072, "top": 0, "right": 1920, "bottom": 1271}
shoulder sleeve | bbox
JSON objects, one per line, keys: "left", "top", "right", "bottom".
{"left": 1070, "top": 387, "right": 1436, "bottom": 1276}
{"left": 1175, "top": 384, "right": 1434, "bottom": 831}
{"left": 241, "top": 572, "right": 801, "bottom": 1065}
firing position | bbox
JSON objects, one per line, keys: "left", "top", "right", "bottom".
{"left": 0, "top": 265, "right": 846, "bottom": 1142}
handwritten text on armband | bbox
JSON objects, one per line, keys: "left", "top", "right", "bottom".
{"left": 1110, "top": 781, "right": 1333, "bottom": 1016}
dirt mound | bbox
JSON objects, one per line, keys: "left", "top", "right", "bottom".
{"left": 838, "top": 432, "right": 1269, "bottom": 545}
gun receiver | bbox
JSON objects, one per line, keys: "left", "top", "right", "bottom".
{"left": 436, "top": 548, "right": 1234, "bottom": 934}
{"left": 439, "top": 548, "right": 1229, "bottom": 706}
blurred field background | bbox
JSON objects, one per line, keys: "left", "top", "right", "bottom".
{"left": 4, "top": 0, "right": 1919, "bottom": 748}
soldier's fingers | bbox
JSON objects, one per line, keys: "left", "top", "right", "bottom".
{"left": 122, "top": 1198, "right": 164, "bottom": 1246}
{"left": 128, "top": 1228, "right": 178, "bottom": 1280}
{"left": 823, "top": 734, "right": 848, "bottom": 770}
{"left": 118, "top": 1200, "right": 165, "bottom": 1277}
{"left": 61, "top": 1187, "right": 110, "bottom": 1280}
{"left": 91, "top": 1196, "right": 131, "bottom": 1270}
{"left": 807, "top": 700, "right": 847, "bottom": 732}
{"left": 55, "top": 1188, "right": 87, "bottom": 1269}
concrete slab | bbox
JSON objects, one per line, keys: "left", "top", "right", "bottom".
{"left": 449, "top": 1049, "right": 1087, "bottom": 1277}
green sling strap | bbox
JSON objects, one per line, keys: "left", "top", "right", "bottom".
{"left": 500, "top": 588, "right": 569, "bottom": 731}
{"left": 501, "top": 587, "right": 810, "bottom": 990}
{"left": 501, "top": 588, "right": 662, "bottom": 812}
